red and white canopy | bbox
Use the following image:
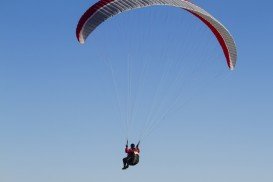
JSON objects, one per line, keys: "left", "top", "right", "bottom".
{"left": 76, "top": 0, "right": 237, "bottom": 70}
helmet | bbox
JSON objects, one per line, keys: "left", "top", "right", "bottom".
{"left": 131, "top": 143, "right": 135, "bottom": 148}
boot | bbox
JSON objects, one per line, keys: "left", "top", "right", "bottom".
{"left": 122, "top": 165, "right": 129, "bottom": 170}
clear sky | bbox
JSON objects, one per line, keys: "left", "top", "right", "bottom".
{"left": 0, "top": 1, "right": 273, "bottom": 182}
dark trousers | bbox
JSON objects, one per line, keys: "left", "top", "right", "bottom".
{"left": 123, "top": 156, "right": 131, "bottom": 167}
{"left": 123, "top": 154, "right": 139, "bottom": 167}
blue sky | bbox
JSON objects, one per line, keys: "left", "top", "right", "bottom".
{"left": 0, "top": 0, "right": 273, "bottom": 182}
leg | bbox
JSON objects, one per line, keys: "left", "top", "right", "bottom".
{"left": 122, "top": 157, "right": 129, "bottom": 170}
{"left": 123, "top": 157, "right": 127, "bottom": 167}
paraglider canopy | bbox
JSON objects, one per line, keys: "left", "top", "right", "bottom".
{"left": 76, "top": 0, "right": 237, "bottom": 70}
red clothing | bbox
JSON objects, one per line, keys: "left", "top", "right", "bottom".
{"left": 125, "top": 147, "right": 140, "bottom": 155}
